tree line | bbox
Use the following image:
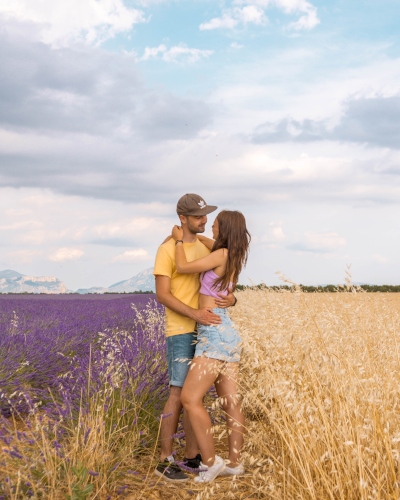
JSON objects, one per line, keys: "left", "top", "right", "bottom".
{"left": 235, "top": 284, "right": 400, "bottom": 293}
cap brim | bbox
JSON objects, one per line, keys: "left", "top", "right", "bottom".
{"left": 190, "top": 205, "right": 218, "bottom": 216}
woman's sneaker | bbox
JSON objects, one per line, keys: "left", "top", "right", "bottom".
{"left": 219, "top": 462, "right": 245, "bottom": 476}
{"left": 182, "top": 453, "right": 202, "bottom": 471}
{"left": 154, "top": 456, "right": 189, "bottom": 483}
{"left": 194, "top": 455, "right": 225, "bottom": 483}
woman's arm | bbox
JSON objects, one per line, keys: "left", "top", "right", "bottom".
{"left": 176, "top": 245, "right": 226, "bottom": 274}
{"left": 161, "top": 235, "right": 172, "bottom": 244}
{"left": 172, "top": 225, "right": 226, "bottom": 274}
{"left": 197, "top": 234, "right": 215, "bottom": 251}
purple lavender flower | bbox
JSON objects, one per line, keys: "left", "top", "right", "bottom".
{"left": 0, "top": 294, "right": 220, "bottom": 498}
{"left": 0, "top": 295, "right": 168, "bottom": 420}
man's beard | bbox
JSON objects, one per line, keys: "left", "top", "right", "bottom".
{"left": 187, "top": 219, "right": 205, "bottom": 234}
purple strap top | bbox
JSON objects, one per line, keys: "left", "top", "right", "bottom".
{"left": 199, "top": 269, "right": 232, "bottom": 299}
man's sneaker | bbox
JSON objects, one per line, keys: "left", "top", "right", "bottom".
{"left": 194, "top": 455, "right": 225, "bottom": 483}
{"left": 219, "top": 462, "right": 245, "bottom": 476}
{"left": 183, "top": 453, "right": 202, "bottom": 471}
{"left": 154, "top": 456, "right": 189, "bottom": 483}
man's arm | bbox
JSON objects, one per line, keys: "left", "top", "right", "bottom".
{"left": 155, "top": 275, "right": 222, "bottom": 325}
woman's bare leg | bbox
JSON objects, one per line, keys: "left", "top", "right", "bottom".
{"left": 215, "top": 363, "right": 244, "bottom": 467}
{"left": 181, "top": 356, "right": 222, "bottom": 467}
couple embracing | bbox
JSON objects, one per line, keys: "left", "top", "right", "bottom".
{"left": 153, "top": 193, "right": 250, "bottom": 484}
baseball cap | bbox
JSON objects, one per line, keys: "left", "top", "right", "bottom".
{"left": 176, "top": 193, "right": 218, "bottom": 216}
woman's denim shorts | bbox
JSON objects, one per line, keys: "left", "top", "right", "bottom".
{"left": 195, "top": 308, "right": 241, "bottom": 362}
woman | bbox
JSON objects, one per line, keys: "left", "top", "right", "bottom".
{"left": 171, "top": 210, "right": 251, "bottom": 483}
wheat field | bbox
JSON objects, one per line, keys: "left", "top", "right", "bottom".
{"left": 2, "top": 288, "right": 400, "bottom": 499}
{"left": 225, "top": 287, "right": 400, "bottom": 500}
{"left": 144, "top": 287, "right": 400, "bottom": 500}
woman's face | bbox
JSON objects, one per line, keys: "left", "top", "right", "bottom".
{"left": 212, "top": 217, "right": 219, "bottom": 239}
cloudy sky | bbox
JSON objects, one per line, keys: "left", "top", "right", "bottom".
{"left": 0, "top": 0, "right": 399, "bottom": 290}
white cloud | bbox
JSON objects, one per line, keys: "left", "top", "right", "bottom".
{"left": 372, "top": 254, "right": 388, "bottom": 263}
{"left": 112, "top": 249, "right": 152, "bottom": 263}
{"left": 229, "top": 0, "right": 319, "bottom": 31}
{"left": 48, "top": 247, "right": 84, "bottom": 262}
{"left": 141, "top": 44, "right": 213, "bottom": 63}
{"left": 240, "top": 5, "right": 267, "bottom": 24}
{"left": 91, "top": 217, "right": 158, "bottom": 241}
{"left": 272, "top": 226, "right": 285, "bottom": 240}
{"left": 141, "top": 44, "right": 168, "bottom": 61}
{"left": 305, "top": 232, "right": 346, "bottom": 249}
{"left": 231, "top": 42, "right": 244, "bottom": 49}
{"left": 287, "top": 6, "right": 319, "bottom": 30}
{"left": 200, "top": 6, "right": 267, "bottom": 31}
{"left": 4, "top": 249, "right": 43, "bottom": 265}
{"left": 0, "top": 220, "right": 43, "bottom": 231}
{"left": 200, "top": 13, "right": 239, "bottom": 31}
{"left": 6, "top": 209, "right": 32, "bottom": 216}
{"left": 260, "top": 222, "right": 285, "bottom": 244}
{"left": 163, "top": 45, "right": 214, "bottom": 63}
{"left": 0, "top": 0, "right": 146, "bottom": 46}
{"left": 22, "top": 195, "right": 57, "bottom": 207}
{"left": 292, "top": 232, "right": 347, "bottom": 254}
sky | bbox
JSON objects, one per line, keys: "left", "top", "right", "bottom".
{"left": 0, "top": 0, "right": 399, "bottom": 290}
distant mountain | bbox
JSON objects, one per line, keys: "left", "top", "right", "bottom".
{"left": 0, "top": 270, "right": 25, "bottom": 279}
{"left": 75, "top": 286, "right": 110, "bottom": 294}
{"left": 108, "top": 268, "right": 155, "bottom": 293}
{"left": 75, "top": 268, "right": 155, "bottom": 294}
{"left": 0, "top": 271, "right": 70, "bottom": 294}
{"left": 0, "top": 268, "right": 155, "bottom": 295}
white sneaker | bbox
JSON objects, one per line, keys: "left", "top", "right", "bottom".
{"left": 194, "top": 455, "right": 226, "bottom": 483}
{"left": 219, "top": 462, "right": 245, "bottom": 476}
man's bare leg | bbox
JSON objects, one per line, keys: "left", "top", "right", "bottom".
{"left": 160, "top": 386, "right": 182, "bottom": 460}
{"left": 160, "top": 386, "right": 199, "bottom": 460}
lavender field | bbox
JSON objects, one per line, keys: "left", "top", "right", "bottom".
{"left": 0, "top": 294, "right": 171, "bottom": 498}
{"left": 0, "top": 294, "right": 166, "bottom": 417}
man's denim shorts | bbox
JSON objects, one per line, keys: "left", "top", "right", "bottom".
{"left": 195, "top": 308, "right": 241, "bottom": 362}
{"left": 166, "top": 332, "right": 197, "bottom": 387}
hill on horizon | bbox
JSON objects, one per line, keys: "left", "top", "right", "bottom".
{"left": 0, "top": 270, "right": 25, "bottom": 279}
{"left": 0, "top": 270, "right": 69, "bottom": 294}
{"left": 76, "top": 268, "right": 155, "bottom": 294}
{"left": 0, "top": 268, "right": 156, "bottom": 294}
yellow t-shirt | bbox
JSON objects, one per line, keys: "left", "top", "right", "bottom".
{"left": 153, "top": 239, "right": 210, "bottom": 337}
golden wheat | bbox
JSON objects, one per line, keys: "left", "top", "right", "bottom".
{"left": 228, "top": 288, "right": 400, "bottom": 500}
{"left": 2, "top": 289, "right": 400, "bottom": 499}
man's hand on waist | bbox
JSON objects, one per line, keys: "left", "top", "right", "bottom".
{"left": 214, "top": 288, "right": 236, "bottom": 308}
{"left": 193, "top": 307, "right": 222, "bottom": 326}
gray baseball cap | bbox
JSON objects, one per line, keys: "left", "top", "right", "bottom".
{"left": 176, "top": 193, "right": 218, "bottom": 216}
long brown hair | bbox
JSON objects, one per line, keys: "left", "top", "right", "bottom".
{"left": 211, "top": 210, "right": 251, "bottom": 292}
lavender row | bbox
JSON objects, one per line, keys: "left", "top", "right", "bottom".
{"left": 0, "top": 295, "right": 168, "bottom": 419}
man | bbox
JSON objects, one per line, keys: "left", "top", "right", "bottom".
{"left": 153, "top": 193, "right": 236, "bottom": 483}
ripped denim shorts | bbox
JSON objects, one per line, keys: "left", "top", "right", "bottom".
{"left": 195, "top": 308, "right": 241, "bottom": 362}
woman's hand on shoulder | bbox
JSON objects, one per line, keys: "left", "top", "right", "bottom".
{"left": 172, "top": 225, "right": 183, "bottom": 241}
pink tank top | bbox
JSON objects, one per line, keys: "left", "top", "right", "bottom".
{"left": 199, "top": 269, "right": 232, "bottom": 299}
